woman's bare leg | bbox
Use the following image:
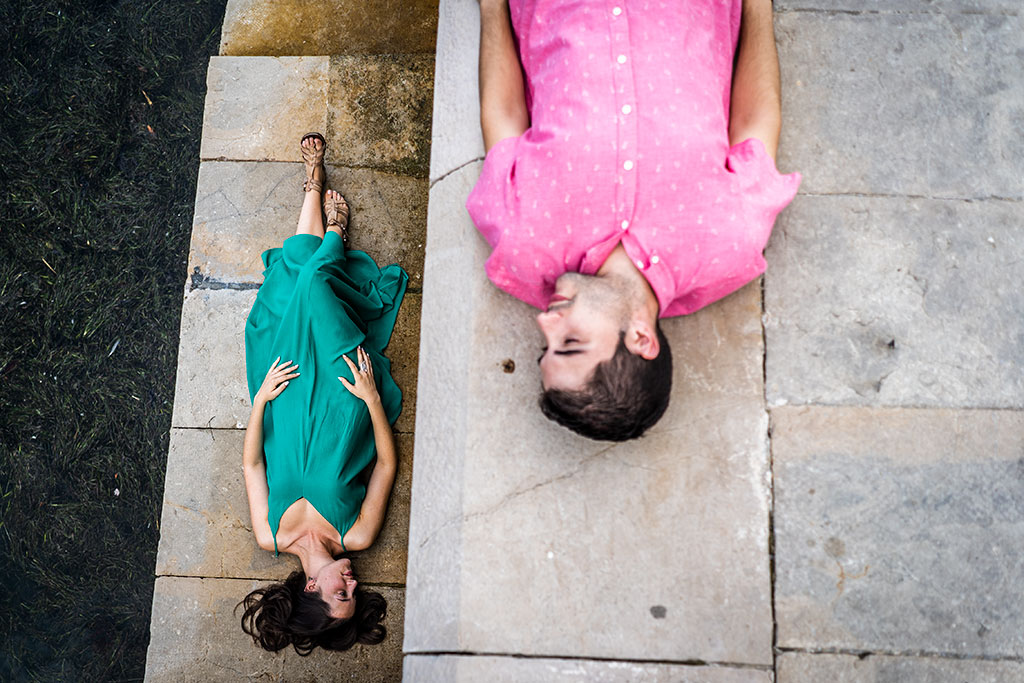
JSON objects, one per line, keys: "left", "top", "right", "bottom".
{"left": 296, "top": 136, "right": 325, "bottom": 237}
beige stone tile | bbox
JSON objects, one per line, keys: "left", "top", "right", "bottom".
{"left": 156, "top": 427, "right": 413, "bottom": 584}
{"left": 327, "top": 55, "right": 434, "bottom": 177}
{"left": 200, "top": 56, "right": 329, "bottom": 162}
{"left": 188, "top": 161, "right": 427, "bottom": 289}
{"left": 406, "top": 166, "right": 774, "bottom": 663}
{"left": 773, "top": 406, "right": 1024, "bottom": 657}
{"left": 389, "top": 294, "right": 421, "bottom": 435}
{"left": 777, "top": 652, "right": 1024, "bottom": 683}
{"left": 220, "top": 0, "right": 439, "bottom": 57}
{"left": 171, "top": 288, "right": 255, "bottom": 430}
{"left": 146, "top": 576, "right": 404, "bottom": 682}
{"left": 405, "top": 654, "right": 773, "bottom": 682}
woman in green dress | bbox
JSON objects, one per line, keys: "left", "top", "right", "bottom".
{"left": 237, "top": 133, "right": 408, "bottom": 654}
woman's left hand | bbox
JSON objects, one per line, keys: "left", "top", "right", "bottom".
{"left": 339, "top": 346, "right": 381, "bottom": 406}
{"left": 254, "top": 357, "right": 300, "bottom": 405}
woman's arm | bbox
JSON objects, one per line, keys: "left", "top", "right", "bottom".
{"left": 479, "top": 0, "right": 529, "bottom": 152}
{"left": 728, "top": 0, "right": 782, "bottom": 160}
{"left": 338, "top": 347, "right": 397, "bottom": 551}
{"left": 244, "top": 358, "right": 299, "bottom": 552}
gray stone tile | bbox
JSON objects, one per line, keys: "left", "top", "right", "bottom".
{"left": 156, "top": 428, "right": 413, "bottom": 583}
{"left": 776, "top": 11, "right": 1024, "bottom": 198}
{"left": 327, "top": 55, "right": 434, "bottom": 178}
{"left": 220, "top": 0, "right": 439, "bottom": 57}
{"left": 429, "top": 0, "right": 485, "bottom": 182}
{"left": 764, "top": 195, "right": 1024, "bottom": 409}
{"left": 406, "top": 169, "right": 774, "bottom": 663}
{"left": 773, "top": 406, "right": 1024, "bottom": 657}
{"left": 200, "top": 56, "right": 329, "bottom": 162}
{"left": 171, "top": 288, "right": 255, "bottom": 430}
{"left": 777, "top": 1, "right": 1017, "bottom": 12}
{"left": 189, "top": 161, "right": 427, "bottom": 289}
{"left": 404, "top": 655, "right": 773, "bottom": 682}
{"left": 146, "top": 576, "right": 404, "bottom": 682}
{"left": 777, "top": 652, "right": 1024, "bottom": 683}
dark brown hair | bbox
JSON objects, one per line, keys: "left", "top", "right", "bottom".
{"left": 237, "top": 569, "right": 386, "bottom": 655}
{"left": 540, "top": 327, "right": 672, "bottom": 441}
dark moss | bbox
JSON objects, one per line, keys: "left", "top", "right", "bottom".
{"left": 0, "top": 0, "right": 226, "bottom": 679}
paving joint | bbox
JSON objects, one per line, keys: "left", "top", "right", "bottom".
{"left": 430, "top": 156, "right": 484, "bottom": 188}
{"left": 776, "top": 8, "right": 1020, "bottom": 17}
{"left": 776, "top": 646, "right": 1024, "bottom": 664}
{"left": 403, "top": 651, "right": 775, "bottom": 671}
{"left": 794, "top": 191, "right": 1023, "bottom": 203}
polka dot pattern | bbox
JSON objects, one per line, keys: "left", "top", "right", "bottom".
{"left": 466, "top": 0, "right": 802, "bottom": 316}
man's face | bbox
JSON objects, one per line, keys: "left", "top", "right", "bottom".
{"left": 537, "top": 273, "right": 626, "bottom": 391}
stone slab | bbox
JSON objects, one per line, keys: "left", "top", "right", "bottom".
{"left": 200, "top": 56, "right": 329, "bottom": 163}
{"left": 406, "top": 172, "right": 774, "bottom": 664}
{"left": 404, "top": 655, "right": 773, "bottom": 682}
{"left": 773, "top": 406, "right": 1024, "bottom": 657}
{"left": 777, "top": 652, "right": 1024, "bottom": 683}
{"left": 188, "top": 161, "right": 427, "bottom": 289}
{"left": 777, "top": 1, "right": 1017, "bottom": 12}
{"left": 775, "top": 11, "right": 1024, "bottom": 198}
{"left": 171, "top": 287, "right": 419, "bottom": 433}
{"left": 171, "top": 288, "right": 256, "bottom": 430}
{"left": 764, "top": 195, "right": 1024, "bottom": 409}
{"left": 429, "top": 0, "right": 484, "bottom": 183}
{"left": 220, "top": 0, "right": 439, "bottom": 57}
{"left": 145, "top": 576, "right": 404, "bottom": 682}
{"left": 327, "top": 55, "right": 435, "bottom": 178}
{"left": 156, "top": 428, "right": 414, "bottom": 583}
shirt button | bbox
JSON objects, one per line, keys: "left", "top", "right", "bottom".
{"left": 651, "top": 255, "right": 660, "bottom": 264}
{"left": 612, "top": 6, "right": 622, "bottom": 15}
{"left": 623, "top": 160, "right": 634, "bottom": 171}
{"left": 636, "top": 259, "right": 646, "bottom": 270}
{"left": 620, "top": 220, "right": 629, "bottom": 230}
{"left": 621, "top": 104, "right": 632, "bottom": 115}
{"left": 617, "top": 54, "right": 627, "bottom": 64}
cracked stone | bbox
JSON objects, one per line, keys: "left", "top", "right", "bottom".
{"left": 773, "top": 406, "right": 1024, "bottom": 656}
{"left": 777, "top": 652, "right": 1024, "bottom": 683}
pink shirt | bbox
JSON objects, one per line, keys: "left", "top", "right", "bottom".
{"left": 467, "top": 0, "right": 801, "bottom": 317}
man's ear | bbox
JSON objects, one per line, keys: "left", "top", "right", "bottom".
{"left": 304, "top": 578, "right": 317, "bottom": 593}
{"left": 624, "top": 319, "right": 660, "bottom": 360}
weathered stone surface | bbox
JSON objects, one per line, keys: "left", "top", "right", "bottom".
{"left": 777, "top": 652, "right": 1024, "bottom": 683}
{"left": 404, "top": 655, "right": 773, "bottom": 682}
{"left": 389, "top": 294, "right": 421, "bottom": 435}
{"left": 146, "top": 577, "right": 404, "bottom": 682}
{"left": 189, "top": 161, "right": 427, "bottom": 288}
{"left": 764, "top": 195, "right": 1024, "bottom": 408}
{"left": 201, "top": 56, "right": 329, "bottom": 162}
{"left": 406, "top": 171, "right": 774, "bottom": 663}
{"left": 327, "top": 55, "right": 434, "bottom": 178}
{"left": 777, "top": 0, "right": 1016, "bottom": 12}
{"left": 156, "top": 428, "right": 413, "bottom": 583}
{"left": 171, "top": 288, "right": 255, "bottom": 430}
{"left": 775, "top": 11, "right": 1024, "bottom": 198}
{"left": 429, "top": 0, "right": 484, "bottom": 182}
{"left": 220, "top": 0, "right": 439, "bottom": 57}
{"left": 773, "top": 406, "right": 1024, "bottom": 657}
{"left": 404, "top": 164, "right": 482, "bottom": 655}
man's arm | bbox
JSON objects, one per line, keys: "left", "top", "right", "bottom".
{"left": 728, "top": 0, "right": 782, "bottom": 160}
{"left": 479, "top": 0, "right": 528, "bottom": 152}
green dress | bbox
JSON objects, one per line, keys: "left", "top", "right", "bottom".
{"left": 244, "top": 230, "right": 407, "bottom": 553}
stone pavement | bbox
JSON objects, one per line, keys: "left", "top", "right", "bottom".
{"left": 144, "top": 1, "right": 436, "bottom": 681}
{"left": 405, "top": 0, "right": 1024, "bottom": 681}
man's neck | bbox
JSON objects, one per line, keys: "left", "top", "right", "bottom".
{"left": 597, "top": 243, "right": 660, "bottom": 320}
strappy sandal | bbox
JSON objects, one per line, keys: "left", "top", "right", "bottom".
{"left": 300, "top": 132, "right": 326, "bottom": 193}
{"left": 323, "top": 190, "right": 350, "bottom": 244}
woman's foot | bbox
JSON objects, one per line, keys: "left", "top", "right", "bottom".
{"left": 323, "top": 189, "right": 350, "bottom": 243}
{"left": 301, "top": 132, "right": 326, "bottom": 193}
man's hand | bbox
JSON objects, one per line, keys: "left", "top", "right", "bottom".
{"left": 254, "top": 357, "right": 299, "bottom": 405}
{"left": 728, "top": 0, "right": 782, "bottom": 159}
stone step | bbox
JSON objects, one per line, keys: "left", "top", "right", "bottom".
{"left": 220, "top": 0, "right": 439, "bottom": 57}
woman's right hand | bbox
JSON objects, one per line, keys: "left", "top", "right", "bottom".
{"left": 254, "top": 357, "right": 299, "bottom": 405}
{"left": 339, "top": 346, "right": 381, "bottom": 406}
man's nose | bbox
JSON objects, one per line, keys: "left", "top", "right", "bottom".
{"left": 536, "top": 310, "right": 560, "bottom": 333}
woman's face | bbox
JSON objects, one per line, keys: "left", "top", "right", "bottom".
{"left": 308, "top": 557, "right": 358, "bottom": 619}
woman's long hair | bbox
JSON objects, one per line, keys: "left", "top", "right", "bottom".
{"left": 237, "top": 569, "right": 387, "bottom": 654}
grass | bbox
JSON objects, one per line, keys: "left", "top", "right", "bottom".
{"left": 0, "top": 0, "right": 226, "bottom": 679}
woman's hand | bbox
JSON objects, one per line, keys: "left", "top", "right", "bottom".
{"left": 254, "top": 357, "right": 299, "bottom": 405}
{"left": 339, "top": 346, "right": 381, "bottom": 406}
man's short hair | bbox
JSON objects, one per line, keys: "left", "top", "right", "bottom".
{"left": 539, "top": 327, "right": 672, "bottom": 441}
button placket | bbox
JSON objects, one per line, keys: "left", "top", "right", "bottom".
{"left": 607, "top": 0, "right": 637, "bottom": 236}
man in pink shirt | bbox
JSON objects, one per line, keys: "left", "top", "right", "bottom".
{"left": 468, "top": 0, "right": 801, "bottom": 441}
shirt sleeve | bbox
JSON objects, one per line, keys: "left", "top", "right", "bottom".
{"left": 466, "top": 135, "right": 521, "bottom": 248}
{"left": 725, "top": 137, "right": 801, "bottom": 222}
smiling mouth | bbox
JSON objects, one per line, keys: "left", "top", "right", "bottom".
{"left": 547, "top": 294, "right": 574, "bottom": 311}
